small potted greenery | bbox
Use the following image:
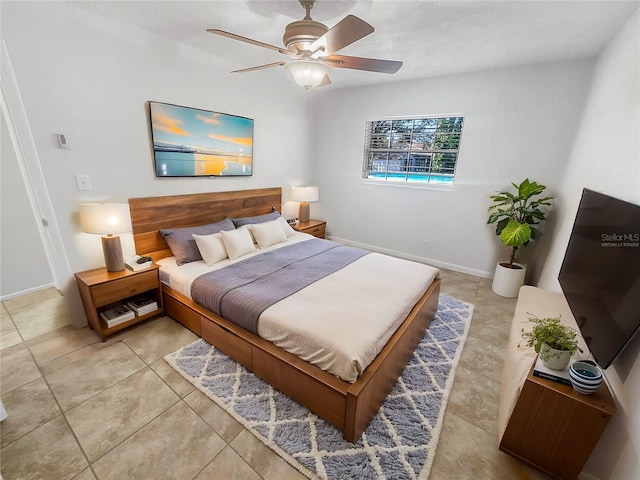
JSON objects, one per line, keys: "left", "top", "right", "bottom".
{"left": 487, "top": 178, "right": 554, "bottom": 297}
{"left": 520, "top": 316, "right": 583, "bottom": 370}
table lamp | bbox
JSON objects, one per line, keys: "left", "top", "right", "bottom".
{"left": 291, "top": 186, "right": 319, "bottom": 222}
{"left": 79, "top": 203, "right": 131, "bottom": 272}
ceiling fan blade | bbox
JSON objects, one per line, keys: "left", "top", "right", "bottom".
{"left": 323, "top": 54, "right": 403, "bottom": 74}
{"left": 207, "top": 29, "right": 298, "bottom": 58}
{"left": 309, "top": 15, "right": 374, "bottom": 56}
{"left": 231, "top": 61, "right": 287, "bottom": 73}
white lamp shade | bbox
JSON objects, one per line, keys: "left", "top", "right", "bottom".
{"left": 291, "top": 186, "right": 319, "bottom": 203}
{"left": 79, "top": 203, "right": 132, "bottom": 235}
{"left": 284, "top": 60, "right": 331, "bottom": 90}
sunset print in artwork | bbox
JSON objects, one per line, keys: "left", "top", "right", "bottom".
{"left": 149, "top": 102, "right": 253, "bottom": 177}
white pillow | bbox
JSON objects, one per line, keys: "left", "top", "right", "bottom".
{"left": 192, "top": 233, "right": 227, "bottom": 266}
{"left": 238, "top": 224, "right": 257, "bottom": 244}
{"left": 250, "top": 220, "right": 288, "bottom": 248}
{"left": 277, "top": 216, "right": 297, "bottom": 238}
{"left": 220, "top": 228, "right": 256, "bottom": 260}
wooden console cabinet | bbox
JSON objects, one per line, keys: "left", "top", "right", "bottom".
{"left": 500, "top": 364, "right": 616, "bottom": 480}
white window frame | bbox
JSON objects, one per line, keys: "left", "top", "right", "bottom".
{"left": 362, "top": 114, "right": 464, "bottom": 187}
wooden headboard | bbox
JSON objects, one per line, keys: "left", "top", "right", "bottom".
{"left": 129, "top": 187, "right": 282, "bottom": 261}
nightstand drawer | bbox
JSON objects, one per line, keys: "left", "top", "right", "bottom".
{"left": 92, "top": 270, "right": 158, "bottom": 306}
{"left": 305, "top": 224, "right": 326, "bottom": 238}
{"left": 292, "top": 220, "right": 327, "bottom": 238}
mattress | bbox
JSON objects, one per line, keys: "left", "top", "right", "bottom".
{"left": 157, "top": 233, "right": 440, "bottom": 382}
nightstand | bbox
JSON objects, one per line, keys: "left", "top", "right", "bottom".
{"left": 293, "top": 219, "right": 326, "bottom": 238}
{"left": 75, "top": 265, "right": 164, "bottom": 341}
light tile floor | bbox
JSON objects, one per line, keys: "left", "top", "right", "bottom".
{"left": 0, "top": 271, "right": 552, "bottom": 479}
{"left": 1, "top": 287, "right": 72, "bottom": 349}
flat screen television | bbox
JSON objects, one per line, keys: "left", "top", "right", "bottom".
{"left": 148, "top": 101, "right": 253, "bottom": 177}
{"left": 558, "top": 188, "right": 640, "bottom": 369}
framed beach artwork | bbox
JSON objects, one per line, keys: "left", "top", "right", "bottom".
{"left": 148, "top": 101, "right": 254, "bottom": 177}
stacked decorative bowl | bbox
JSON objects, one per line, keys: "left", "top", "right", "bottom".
{"left": 569, "top": 360, "right": 603, "bottom": 394}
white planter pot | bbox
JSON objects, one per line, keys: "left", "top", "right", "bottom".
{"left": 540, "top": 343, "right": 572, "bottom": 371}
{"left": 491, "top": 262, "right": 526, "bottom": 298}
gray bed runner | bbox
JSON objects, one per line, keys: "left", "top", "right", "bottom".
{"left": 191, "top": 238, "right": 369, "bottom": 334}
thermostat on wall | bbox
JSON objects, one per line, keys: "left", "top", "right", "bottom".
{"left": 56, "top": 133, "right": 70, "bottom": 149}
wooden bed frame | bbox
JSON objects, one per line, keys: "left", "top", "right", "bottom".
{"left": 129, "top": 187, "right": 441, "bottom": 442}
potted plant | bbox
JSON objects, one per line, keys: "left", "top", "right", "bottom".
{"left": 520, "top": 316, "right": 583, "bottom": 370}
{"left": 487, "top": 178, "right": 553, "bottom": 297}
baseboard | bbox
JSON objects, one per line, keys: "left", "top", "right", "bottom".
{"left": 327, "top": 236, "right": 493, "bottom": 279}
{"left": 0, "top": 283, "right": 56, "bottom": 302}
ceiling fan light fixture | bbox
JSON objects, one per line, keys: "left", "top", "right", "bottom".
{"left": 285, "top": 59, "right": 331, "bottom": 90}
{"left": 208, "top": 1, "right": 400, "bottom": 89}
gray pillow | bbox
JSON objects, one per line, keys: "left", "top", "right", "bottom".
{"left": 160, "top": 218, "right": 235, "bottom": 265}
{"left": 232, "top": 211, "right": 281, "bottom": 228}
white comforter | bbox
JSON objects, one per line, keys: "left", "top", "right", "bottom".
{"left": 158, "top": 233, "right": 440, "bottom": 382}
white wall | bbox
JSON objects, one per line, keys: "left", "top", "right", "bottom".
{"left": 537, "top": 11, "right": 640, "bottom": 480}
{"left": 309, "top": 60, "right": 594, "bottom": 277}
{"left": 1, "top": 2, "right": 312, "bottom": 281}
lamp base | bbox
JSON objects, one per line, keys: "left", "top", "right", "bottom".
{"left": 102, "top": 235, "right": 125, "bottom": 272}
{"left": 298, "top": 201, "right": 310, "bottom": 222}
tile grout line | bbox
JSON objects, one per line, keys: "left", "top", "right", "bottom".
{"left": 151, "top": 349, "right": 255, "bottom": 480}
{"left": 446, "top": 409, "right": 502, "bottom": 446}
{"left": 0, "top": 304, "right": 25, "bottom": 347}
{"left": 29, "top": 345, "right": 94, "bottom": 476}
{"left": 89, "top": 336, "right": 220, "bottom": 477}
{"left": 63, "top": 339, "right": 182, "bottom": 477}
{"left": 157, "top": 345, "right": 267, "bottom": 480}
{"left": 445, "top": 283, "right": 510, "bottom": 442}
{"left": 0, "top": 345, "right": 94, "bottom": 478}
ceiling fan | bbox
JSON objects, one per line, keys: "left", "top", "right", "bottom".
{"left": 207, "top": 0, "right": 402, "bottom": 90}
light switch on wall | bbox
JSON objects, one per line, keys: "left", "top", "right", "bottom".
{"left": 74, "top": 174, "right": 92, "bottom": 191}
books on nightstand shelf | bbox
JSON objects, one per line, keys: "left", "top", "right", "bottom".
{"left": 126, "top": 297, "right": 158, "bottom": 316}
{"left": 532, "top": 355, "right": 572, "bottom": 386}
{"left": 100, "top": 305, "right": 135, "bottom": 327}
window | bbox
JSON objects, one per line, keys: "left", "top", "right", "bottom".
{"left": 363, "top": 116, "right": 464, "bottom": 185}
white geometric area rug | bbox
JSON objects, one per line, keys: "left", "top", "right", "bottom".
{"left": 165, "top": 295, "right": 473, "bottom": 480}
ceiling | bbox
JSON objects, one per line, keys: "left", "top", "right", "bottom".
{"left": 72, "top": 0, "right": 639, "bottom": 89}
